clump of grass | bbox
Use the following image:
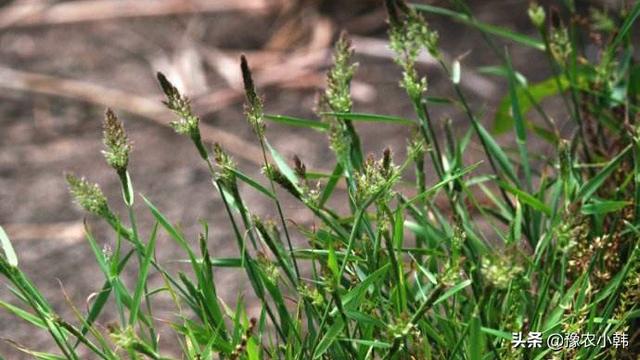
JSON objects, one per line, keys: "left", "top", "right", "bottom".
{"left": 0, "top": 0, "right": 639, "bottom": 358}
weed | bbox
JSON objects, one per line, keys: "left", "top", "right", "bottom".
{"left": 0, "top": 0, "right": 639, "bottom": 358}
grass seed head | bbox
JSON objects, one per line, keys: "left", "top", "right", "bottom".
{"left": 528, "top": 3, "right": 546, "bottom": 29}
{"left": 315, "top": 94, "right": 350, "bottom": 158}
{"left": 387, "top": 5, "right": 437, "bottom": 100}
{"left": 240, "top": 55, "right": 265, "bottom": 137}
{"left": 325, "top": 31, "right": 357, "bottom": 114}
{"left": 156, "top": 72, "right": 201, "bottom": 139}
{"left": 291, "top": 155, "right": 321, "bottom": 205}
{"left": 102, "top": 108, "right": 131, "bottom": 174}
{"left": 407, "top": 129, "right": 426, "bottom": 162}
{"left": 257, "top": 252, "right": 280, "bottom": 284}
{"left": 356, "top": 149, "right": 399, "bottom": 203}
{"left": 589, "top": 7, "right": 615, "bottom": 33}
{"left": 65, "top": 173, "right": 110, "bottom": 217}
{"left": 549, "top": 27, "right": 571, "bottom": 64}
{"left": 212, "top": 143, "right": 237, "bottom": 189}
{"left": 298, "top": 283, "right": 324, "bottom": 307}
{"left": 293, "top": 155, "right": 306, "bottom": 179}
{"left": 481, "top": 255, "right": 524, "bottom": 290}
{"left": 262, "top": 163, "right": 301, "bottom": 199}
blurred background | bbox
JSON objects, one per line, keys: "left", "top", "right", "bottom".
{"left": 0, "top": 0, "right": 621, "bottom": 357}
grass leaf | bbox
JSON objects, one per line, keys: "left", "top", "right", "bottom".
{"left": 0, "top": 226, "right": 18, "bottom": 267}
{"left": 577, "top": 145, "right": 632, "bottom": 202}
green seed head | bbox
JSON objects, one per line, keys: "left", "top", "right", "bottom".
{"left": 481, "top": 256, "right": 523, "bottom": 290}
{"left": 356, "top": 149, "right": 399, "bottom": 203}
{"left": 213, "top": 142, "right": 236, "bottom": 179}
{"left": 156, "top": 72, "right": 201, "bottom": 138}
{"left": 549, "top": 27, "right": 571, "bottom": 64}
{"left": 387, "top": 3, "right": 437, "bottom": 99}
{"left": 387, "top": 313, "right": 420, "bottom": 341}
{"left": 257, "top": 252, "right": 279, "bottom": 284}
{"left": 110, "top": 325, "right": 135, "bottom": 350}
{"left": 387, "top": 2, "right": 439, "bottom": 59}
{"left": 325, "top": 31, "right": 357, "bottom": 114}
{"left": 298, "top": 283, "right": 323, "bottom": 307}
{"left": 102, "top": 108, "right": 131, "bottom": 173}
{"left": 316, "top": 94, "right": 350, "bottom": 158}
{"left": 594, "top": 56, "right": 618, "bottom": 97}
{"left": 401, "top": 67, "right": 428, "bottom": 101}
{"left": 407, "top": 131, "right": 426, "bottom": 161}
{"left": 241, "top": 55, "right": 265, "bottom": 137}
{"left": 66, "top": 173, "right": 110, "bottom": 217}
{"left": 589, "top": 8, "right": 615, "bottom": 33}
{"left": 528, "top": 3, "right": 546, "bottom": 28}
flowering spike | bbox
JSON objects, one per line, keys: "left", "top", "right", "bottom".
{"left": 156, "top": 72, "right": 178, "bottom": 100}
{"left": 102, "top": 108, "right": 131, "bottom": 174}
{"left": 480, "top": 255, "right": 524, "bottom": 290}
{"left": 156, "top": 72, "right": 208, "bottom": 159}
{"left": 212, "top": 143, "right": 237, "bottom": 190}
{"left": 528, "top": 2, "right": 546, "bottom": 29}
{"left": 293, "top": 155, "right": 306, "bottom": 179}
{"left": 262, "top": 163, "right": 300, "bottom": 199}
{"left": 382, "top": 147, "right": 392, "bottom": 176}
{"left": 325, "top": 31, "right": 357, "bottom": 114}
{"left": 240, "top": 55, "right": 257, "bottom": 105}
{"left": 156, "top": 72, "right": 200, "bottom": 138}
{"left": 387, "top": 0, "right": 439, "bottom": 100}
{"left": 65, "top": 173, "right": 110, "bottom": 217}
{"left": 355, "top": 149, "right": 399, "bottom": 203}
{"left": 549, "top": 26, "right": 571, "bottom": 64}
{"left": 240, "top": 55, "right": 265, "bottom": 137}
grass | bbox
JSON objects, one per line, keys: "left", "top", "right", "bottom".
{"left": 0, "top": 0, "right": 639, "bottom": 358}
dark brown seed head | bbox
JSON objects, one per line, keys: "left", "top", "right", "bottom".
{"left": 293, "top": 155, "right": 306, "bottom": 179}
{"left": 240, "top": 55, "right": 258, "bottom": 105}
{"left": 382, "top": 147, "right": 392, "bottom": 175}
{"left": 156, "top": 72, "right": 178, "bottom": 99}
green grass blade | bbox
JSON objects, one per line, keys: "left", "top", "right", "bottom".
{"left": 129, "top": 223, "right": 158, "bottom": 325}
{"left": 229, "top": 168, "right": 276, "bottom": 200}
{"left": 0, "top": 226, "right": 18, "bottom": 267}
{"left": 610, "top": 1, "right": 640, "bottom": 49}
{"left": 413, "top": 4, "right": 545, "bottom": 50}
{"left": 505, "top": 50, "right": 532, "bottom": 190}
{"left": 576, "top": 145, "right": 632, "bottom": 202}
{"left": 499, "top": 181, "right": 552, "bottom": 217}
{"left": 493, "top": 76, "right": 569, "bottom": 134}
{"left": 342, "top": 264, "right": 390, "bottom": 309}
{"left": 468, "top": 315, "right": 484, "bottom": 360}
{"left": 324, "top": 112, "right": 415, "bottom": 126}
{"left": 433, "top": 279, "right": 472, "bottom": 306}
{"left": 264, "top": 114, "right": 328, "bottom": 131}
{"left": 265, "top": 141, "right": 301, "bottom": 193}
{"left": 319, "top": 163, "right": 343, "bottom": 207}
{"left": 313, "top": 319, "right": 344, "bottom": 359}
{"left": 142, "top": 195, "right": 194, "bottom": 257}
{"left": 581, "top": 200, "right": 631, "bottom": 215}
{"left": 475, "top": 121, "right": 518, "bottom": 184}
{"left": 480, "top": 327, "right": 512, "bottom": 341}
{"left": 173, "top": 257, "right": 244, "bottom": 267}
{"left": 0, "top": 300, "right": 46, "bottom": 329}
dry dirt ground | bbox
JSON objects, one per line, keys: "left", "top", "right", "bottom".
{"left": 0, "top": 0, "right": 571, "bottom": 357}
